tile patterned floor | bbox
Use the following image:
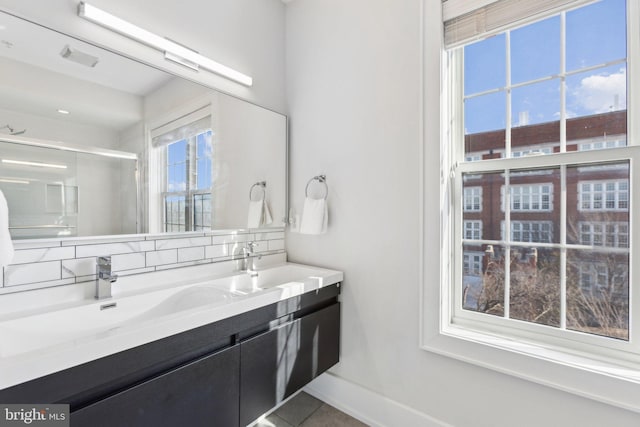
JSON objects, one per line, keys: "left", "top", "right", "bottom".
{"left": 255, "top": 392, "right": 368, "bottom": 427}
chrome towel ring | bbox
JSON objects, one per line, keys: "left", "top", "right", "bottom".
{"left": 249, "top": 181, "right": 266, "bottom": 201}
{"left": 305, "top": 175, "right": 328, "bottom": 200}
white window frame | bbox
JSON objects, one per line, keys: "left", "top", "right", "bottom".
{"left": 421, "top": 0, "right": 640, "bottom": 413}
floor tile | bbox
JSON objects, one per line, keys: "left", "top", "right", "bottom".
{"left": 273, "top": 392, "right": 323, "bottom": 426}
{"left": 299, "top": 404, "right": 368, "bottom": 427}
{"left": 255, "top": 413, "right": 295, "bottom": 427}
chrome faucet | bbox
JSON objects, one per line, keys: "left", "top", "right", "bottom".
{"left": 241, "top": 241, "right": 262, "bottom": 277}
{"left": 95, "top": 256, "right": 118, "bottom": 299}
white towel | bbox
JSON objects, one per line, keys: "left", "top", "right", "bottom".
{"left": 0, "top": 190, "right": 14, "bottom": 269}
{"left": 299, "top": 197, "right": 328, "bottom": 235}
{"left": 247, "top": 200, "right": 273, "bottom": 228}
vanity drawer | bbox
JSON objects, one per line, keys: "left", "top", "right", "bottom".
{"left": 71, "top": 345, "right": 240, "bottom": 427}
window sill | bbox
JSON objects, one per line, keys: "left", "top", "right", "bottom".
{"left": 421, "top": 322, "right": 640, "bottom": 413}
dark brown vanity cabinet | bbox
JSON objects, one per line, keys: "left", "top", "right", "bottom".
{"left": 0, "top": 284, "right": 341, "bottom": 427}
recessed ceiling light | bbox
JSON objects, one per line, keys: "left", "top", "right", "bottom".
{"left": 57, "top": 109, "right": 70, "bottom": 115}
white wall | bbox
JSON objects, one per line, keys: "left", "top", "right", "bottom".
{"left": 286, "top": 0, "right": 640, "bottom": 426}
{"left": 0, "top": 0, "right": 286, "bottom": 113}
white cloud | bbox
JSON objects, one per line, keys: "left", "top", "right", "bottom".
{"left": 571, "top": 68, "right": 626, "bottom": 114}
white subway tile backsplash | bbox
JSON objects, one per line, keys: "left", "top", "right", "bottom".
{"left": 12, "top": 240, "right": 62, "bottom": 250}
{"left": 268, "top": 240, "right": 285, "bottom": 251}
{"left": 205, "top": 244, "right": 229, "bottom": 259}
{"left": 11, "top": 247, "right": 75, "bottom": 264}
{"left": 155, "top": 237, "right": 211, "bottom": 250}
{"left": 2, "top": 227, "right": 284, "bottom": 294}
{"left": 117, "top": 267, "right": 155, "bottom": 277}
{"left": 76, "top": 241, "right": 155, "bottom": 258}
{"left": 211, "top": 233, "right": 254, "bottom": 245}
{"left": 146, "top": 249, "right": 178, "bottom": 267}
{"left": 62, "top": 257, "right": 97, "bottom": 278}
{"left": 4, "top": 261, "right": 61, "bottom": 287}
{"left": 255, "top": 231, "right": 285, "bottom": 241}
{"left": 0, "top": 278, "right": 76, "bottom": 294}
{"left": 251, "top": 241, "right": 269, "bottom": 253}
{"left": 112, "top": 253, "right": 147, "bottom": 271}
{"left": 177, "top": 247, "right": 205, "bottom": 263}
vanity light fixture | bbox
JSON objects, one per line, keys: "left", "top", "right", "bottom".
{"left": 77, "top": 2, "right": 253, "bottom": 86}
{"left": 2, "top": 159, "right": 67, "bottom": 169}
{"left": 57, "top": 109, "right": 70, "bottom": 115}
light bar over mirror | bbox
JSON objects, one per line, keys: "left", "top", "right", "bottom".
{"left": 77, "top": 2, "right": 253, "bottom": 86}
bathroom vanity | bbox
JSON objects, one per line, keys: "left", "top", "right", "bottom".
{"left": 0, "top": 263, "right": 342, "bottom": 427}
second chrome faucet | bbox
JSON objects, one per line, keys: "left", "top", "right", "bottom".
{"left": 241, "top": 241, "right": 262, "bottom": 277}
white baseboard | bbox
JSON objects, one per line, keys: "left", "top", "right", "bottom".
{"left": 304, "top": 373, "right": 451, "bottom": 427}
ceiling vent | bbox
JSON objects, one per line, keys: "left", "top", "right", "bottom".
{"left": 60, "top": 45, "right": 99, "bottom": 67}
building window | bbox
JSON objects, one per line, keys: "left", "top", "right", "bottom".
{"left": 579, "top": 222, "right": 629, "bottom": 248}
{"left": 504, "top": 184, "right": 553, "bottom": 212}
{"left": 443, "top": 0, "right": 636, "bottom": 360}
{"left": 579, "top": 139, "right": 626, "bottom": 151}
{"left": 578, "top": 180, "right": 629, "bottom": 211}
{"left": 463, "top": 252, "right": 483, "bottom": 276}
{"left": 463, "top": 186, "right": 482, "bottom": 211}
{"left": 463, "top": 220, "right": 482, "bottom": 240}
{"left": 507, "top": 221, "right": 553, "bottom": 243}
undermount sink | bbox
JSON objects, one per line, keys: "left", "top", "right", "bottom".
{"left": 0, "top": 263, "right": 342, "bottom": 359}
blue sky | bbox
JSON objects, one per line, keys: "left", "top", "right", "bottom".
{"left": 463, "top": 0, "right": 627, "bottom": 135}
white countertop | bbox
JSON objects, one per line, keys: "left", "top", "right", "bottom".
{"left": 0, "top": 261, "right": 343, "bottom": 390}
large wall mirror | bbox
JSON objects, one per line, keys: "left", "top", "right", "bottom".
{"left": 0, "top": 10, "right": 287, "bottom": 240}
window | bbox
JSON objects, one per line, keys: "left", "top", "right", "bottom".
{"left": 151, "top": 112, "right": 213, "bottom": 233}
{"left": 463, "top": 186, "right": 482, "bottom": 211}
{"left": 463, "top": 252, "right": 483, "bottom": 276}
{"left": 507, "top": 221, "right": 553, "bottom": 243}
{"left": 503, "top": 184, "right": 553, "bottom": 212}
{"left": 463, "top": 220, "right": 482, "bottom": 240}
{"left": 433, "top": 0, "right": 640, "bottom": 394}
{"left": 578, "top": 180, "right": 629, "bottom": 211}
{"left": 425, "top": 0, "right": 640, "bottom": 411}
{"left": 579, "top": 222, "right": 629, "bottom": 248}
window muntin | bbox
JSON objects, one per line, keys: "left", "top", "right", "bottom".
{"left": 452, "top": 0, "right": 633, "bottom": 347}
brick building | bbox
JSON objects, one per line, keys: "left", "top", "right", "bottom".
{"left": 462, "top": 110, "right": 629, "bottom": 301}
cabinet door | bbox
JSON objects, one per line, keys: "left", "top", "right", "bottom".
{"left": 71, "top": 345, "right": 240, "bottom": 427}
{"left": 240, "top": 302, "right": 340, "bottom": 426}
